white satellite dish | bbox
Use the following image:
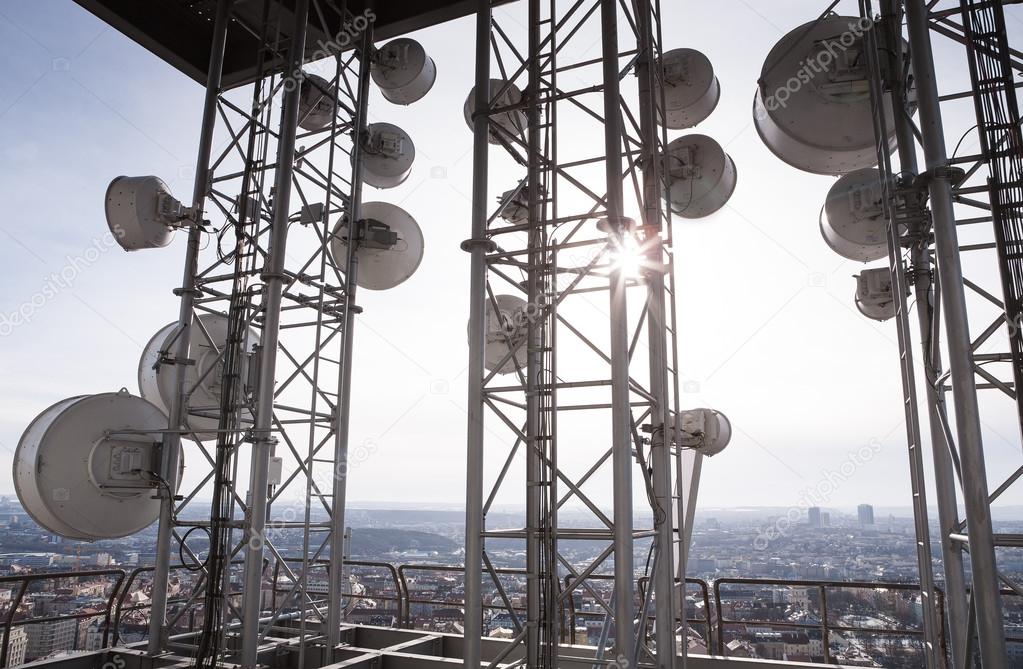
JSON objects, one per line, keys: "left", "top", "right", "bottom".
{"left": 14, "top": 390, "right": 182, "bottom": 540}
{"left": 463, "top": 79, "right": 527, "bottom": 144}
{"left": 298, "top": 73, "right": 337, "bottom": 131}
{"left": 662, "top": 134, "right": 737, "bottom": 218}
{"left": 661, "top": 48, "right": 720, "bottom": 129}
{"left": 855, "top": 268, "right": 896, "bottom": 321}
{"left": 820, "top": 168, "right": 890, "bottom": 262}
{"left": 371, "top": 38, "right": 437, "bottom": 105}
{"left": 476, "top": 294, "right": 529, "bottom": 375}
{"left": 360, "top": 122, "right": 415, "bottom": 189}
{"left": 329, "top": 201, "right": 424, "bottom": 290}
{"left": 139, "top": 312, "right": 256, "bottom": 440}
{"left": 677, "top": 408, "right": 731, "bottom": 457}
{"left": 105, "top": 176, "right": 186, "bottom": 251}
{"left": 753, "top": 15, "right": 907, "bottom": 175}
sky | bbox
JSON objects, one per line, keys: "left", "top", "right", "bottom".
{"left": 0, "top": 0, "right": 1021, "bottom": 518}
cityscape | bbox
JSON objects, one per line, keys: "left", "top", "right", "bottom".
{"left": 0, "top": 497, "right": 1020, "bottom": 667}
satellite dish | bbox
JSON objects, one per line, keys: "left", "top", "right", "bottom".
{"left": 372, "top": 38, "right": 437, "bottom": 105}
{"left": 14, "top": 390, "right": 182, "bottom": 540}
{"left": 855, "top": 267, "right": 896, "bottom": 321}
{"left": 105, "top": 176, "right": 185, "bottom": 251}
{"left": 476, "top": 294, "right": 529, "bottom": 375}
{"left": 662, "top": 134, "right": 737, "bottom": 218}
{"left": 820, "top": 168, "right": 890, "bottom": 262}
{"left": 329, "top": 201, "right": 424, "bottom": 290}
{"left": 298, "top": 73, "right": 337, "bottom": 131}
{"left": 753, "top": 16, "right": 908, "bottom": 175}
{"left": 463, "top": 79, "right": 527, "bottom": 144}
{"left": 677, "top": 408, "right": 731, "bottom": 457}
{"left": 360, "top": 123, "right": 415, "bottom": 189}
{"left": 139, "top": 312, "right": 256, "bottom": 440}
{"left": 496, "top": 182, "right": 544, "bottom": 226}
{"left": 661, "top": 48, "right": 720, "bottom": 129}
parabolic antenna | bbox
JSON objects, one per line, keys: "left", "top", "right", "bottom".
{"left": 476, "top": 294, "right": 529, "bottom": 375}
{"left": 497, "top": 182, "right": 544, "bottom": 226}
{"left": 677, "top": 408, "right": 731, "bottom": 457}
{"left": 371, "top": 38, "right": 437, "bottom": 105}
{"left": 105, "top": 176, "right": 184, "bottom": 251}
{"left": 855, "top": 267, "right": 895, "bottom": 321}
{"left": 661, "top": 48, "right": 720, "bottom": 129}
{"left": 753, "top": 15, "right": 905, "bottom": 175}
{"left": 14, "top": 390, "right": 180, "bottom": 540}
{"left": 463, "top": 79, "right": 527, "bottom": 145}
{"left": 360, "top": 122, "right": 415, "bottom": 189}
{"left": 298, "top": 73, "right": 337, "bottom": 131}
{"left": 139, "top": 312, "right": 256, "bottom": 440}
{"left": 330, "top": 201, "right": 424, "bottom": 290}
{"left": 820, "top": 168, "right": 889, "bottom": 262}
{"left": 662, "top": 134, "right": 737, "bottom": 218}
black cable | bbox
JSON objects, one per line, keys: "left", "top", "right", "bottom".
{"left": 179, "top": 525, "right": 212, "bottom": 572}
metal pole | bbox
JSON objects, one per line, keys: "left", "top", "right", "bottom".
{"left": 601, "top": 0, "right": 636, "bottom": 663}
{"left": 326, "top": 18, "right": 373, "bottom": 650}
{"left": 464, "top": 0, "right": 492, "bottom": 665}
{"left": 881, "top": 3, "right": 968, "bottom": 663}
{"left": 239, "top": 1, "right": 309, "bottom": 665}
{"left": 904, "top": 1, "right": 1008, "bottom": 663}
{"left": 148, "top": 0, "right": 232, "bottom": 653}
{"left": 633, "top": 0, "right": 676, "bottom": 665}
{"left": 526, "top": 0, "right": 544, "bottom": 665}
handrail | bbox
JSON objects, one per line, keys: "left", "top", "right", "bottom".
{"left": 713, "top": 577, "right": 947, "bottom": 663}
{"left": 0, "top": 564, "right": 1006, "bottom": 668}
{"left": 0, "top": 568, "right": 126, "bottom": 667}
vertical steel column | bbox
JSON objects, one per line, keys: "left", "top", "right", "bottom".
{"left": 147, "top": 0, "right": 232, "bottom": 653}
{"left": 601, "top": 0, "right": 636, "bottom": 663}
{"left": 633, "top": 0, "right": 676, "bottom": 665}
{"left": 239, "top": 2, "right": 309, "bottom": 665}
{"left": 326, "top": 19, "right": 373, "bottom": 649}
{"left": 464, "top": 0, "right": 492, "bottom": 666}
{"left": 881, "top": 4, "right": 969, "bottom": 663}
{"left": 904, "top": 0, "right": 1008, "bottom": 663}
{"left": 525, "top": 0, "right": 544, "bottom": 665}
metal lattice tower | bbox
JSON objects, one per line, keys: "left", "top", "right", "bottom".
{"left": 142, "top": 1, "right": 376, "bottom": 665}
{"left": 461, "top": 0, "right": 686, "bottom": 666}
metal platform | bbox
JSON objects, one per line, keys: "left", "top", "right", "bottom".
{"left": 72, "top": 0, "right": 501, "bottom": 87}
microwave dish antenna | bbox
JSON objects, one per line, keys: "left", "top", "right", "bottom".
{"left": 464, "top": 79, "right": 527, "bottom": 144}
{"left": 661, "top": 48, "right": 720, "bottom": 129}
{"left": 14, "top": 390, "right": 182, "bottom": 540}
{"left": 372, "top": 38, "right": 437, "bottom": 105}
{"left": 139, "top": 312, "right": 256, "bottom": 440}
{"left": 677, "top": 408, "right": 732, "bottom": 457}
{"left": 330, "top": 201, "right": 424, "bottom": 290}
{"left": 855, "top": 268, "right": 896, "bottom": 321}
{"left": 820, "top": 168, "right": 890, "bottom": 262}
{"left": 753, "top": 15, "right": 911, "bottom": 175}
{"left": 298, "top": 73, "right": 337, "bottom": 131}
{"left": 475, "top": 294, "right": 529, "bottom": 375}
{"left": 105, "top": 176, "right": 189, "bottom": 251}
{"left": 360, "top": 122, "right": 415, "bottom": 189}
{"left": 662, "top": 134, "right": 737, "bottom": 218}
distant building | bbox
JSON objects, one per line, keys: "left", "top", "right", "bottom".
{"left": 820, "top": 512, "right": 830, "bottom": 527}
{"left": 25, "top": 619, "right": 77, "bottom": 661}
{"left": 2, "top": 626, "right": 28, "bottom": 666}
{"left": 807, "top": 507, "right": 822, "bottom": 529}
{"left": 857, "top": 504, "right": 875, "bottom": 527}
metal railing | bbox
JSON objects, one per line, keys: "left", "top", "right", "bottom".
{"left": 0, "top": 568, "right": 126, "bottom": 667}
{"left": 714, "top": 578, "right": 946, "bottom": 664}
{"left": 0, "top": 564, "right": 979, "bottom": 668}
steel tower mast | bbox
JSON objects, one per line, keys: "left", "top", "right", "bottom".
{"left": 462, "top": 0, "right": 683, "bottom": 666}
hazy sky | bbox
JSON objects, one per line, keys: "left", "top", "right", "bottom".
{"left": 0, "top": 0, "right": 1021, "bottom": 518}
